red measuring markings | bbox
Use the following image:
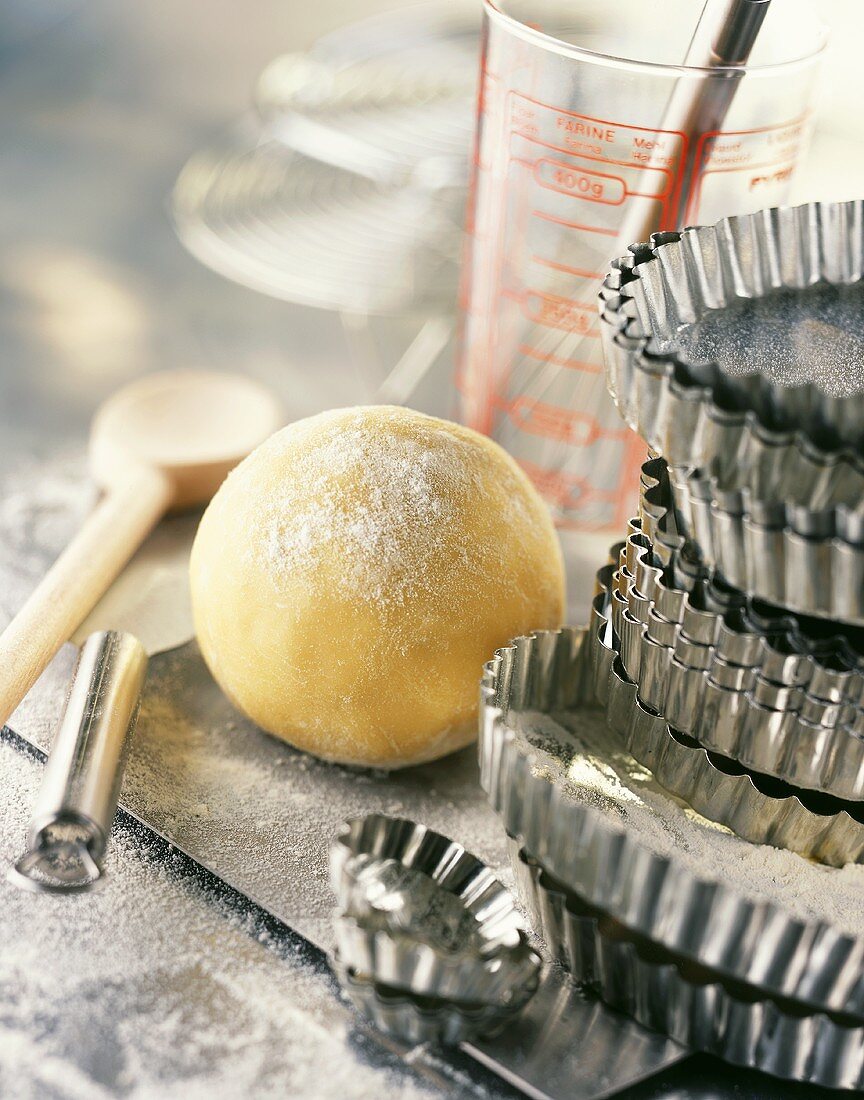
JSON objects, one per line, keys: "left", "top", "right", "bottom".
{"left": 513, "top": 133, "right": 675, "bottom": 195}
{"left": 518, "top": 460, "right": 644, "bottom": 531}
{"left": 531, "top": 209, "right": 618, "bottom": 237}
{"left": 508, "top": 94, "right": 684, "bottom": 232}
{"left": 509, "top": 94, "right": 686, "bottom": 166}
{"left": 516, "top": 459, "right": 596, "bottom": 512}
{"left": 684, "top": 114, "right": 809, "bottom": 221}
{"left": 531, "top": 256, "right": 605, "bottom": 281}
{"left": 520, "top": 290, "right": 600, "bottom": 336}
{"left": 517, "top": 343, "right": 603, "bottom": 374}
{"left": 501, "top": 397, "right": 630, "bottom": 447}
{"left": 516, "top": 458, "right": 631, "bottom": 530}
{"left": 533, "top": 158, "right": 626, "bottom": 205}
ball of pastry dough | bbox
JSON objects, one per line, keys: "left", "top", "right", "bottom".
{"left": 190, "top": 406, "right": 564, "bottom": 769}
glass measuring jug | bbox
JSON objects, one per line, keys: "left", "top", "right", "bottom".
{"left": 458, "top": 0, "right": 827, "bottom": 539}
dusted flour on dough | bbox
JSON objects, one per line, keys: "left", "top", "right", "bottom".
{"left": 262, "top": 409, "right": 509, "bottom": 605}
{"left": 191, "top": 407, "right": 565, "bottom": 769}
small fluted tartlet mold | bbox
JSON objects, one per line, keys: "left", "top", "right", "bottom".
{"left": 509, "top": 841, "right": 864, "bottom": 1091}
{"left": 592, "top": 566, "right": 864, "bottom": 866}
{"left": 331, "top": 954, "right": 516, "bottom": 1045}
{"left": 599, "top": 200, "right": 864, "bottom": 511}
{"left": 611, "top": 552, "right": 864, "bottom": 802}
{"left": 615, "top": 510, "right": 864, "bottom": 800}
{"left": 636, "top": 460, "right": 864, "bottom": 695}
{"left": 479, "top": 625, "right": 864, "bottom": 1017}
{"left": 638, "top": 455, "right": 862, "bottom": 629}
{"left": 330, "top": 815, "right": 540, "bottom": 1007}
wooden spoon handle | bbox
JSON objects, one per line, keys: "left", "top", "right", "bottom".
{"left": 0, "top": 466, "right": 171, "bottom": 729}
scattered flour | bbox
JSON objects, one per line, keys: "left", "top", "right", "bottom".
{"left": 113, "top": 642, "right": 512, "bottom": 952}
{"left": 671, "top": 283, "right": 864, "bottom": 400}
{"left": 0, "top": 736, "right": 503, "bottom": 1100}
{"left": 0, "top": 449, "right": 510, "bottom": 1096}
{"left": 516, "top": 706, "right": 864, "bottom": 939}
{"left": 0, "top": 453, "right": 94, "bottom": 625}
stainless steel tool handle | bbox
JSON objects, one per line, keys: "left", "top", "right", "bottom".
{"left": 9, "top": 630, "right": 148, "bottom": 893}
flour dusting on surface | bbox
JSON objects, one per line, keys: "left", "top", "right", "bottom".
{"left": 516, "top": 707, "right": 864, "bottom": 938}
{"left": 0, "top": 453, "right": 94, "bottom": 625}
{"left": 671, "top": 283, "right": 864, "bottom": 400}
{"left": 0, "top": 737, "right": 503, "bottom": 1100}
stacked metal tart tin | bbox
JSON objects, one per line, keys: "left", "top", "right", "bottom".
{"left": 475, "top": 201, "right": 864, "bottom": 1087}
{"left": 599, "top": 200, "right": 864, "bottom": 511}
{"left": 328, "top": 201, "right": 864, "bottom": 1086}
{"left": 329, "top": 814, "right": 540, "bottom": 1044}
{"left": 479, "top": 622, "right": 864, "bottom": 1089}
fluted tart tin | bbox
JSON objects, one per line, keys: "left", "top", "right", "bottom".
{"left": 600, "top": 200, "right": 864, "bottom": 512}
{"left": 613, "top": 558, "right": 864, "bottom": 802}
{"left": 509, "top": 841, "right": 864, "bottom": 1091}
{"left": 331, "top": 954, "right": 517, "bottom": 1045}
{"left": 617, "top": 511, "right": 864, "bottom": 793}
{"left": 592, "top": 565, "right": 864, "bottom": 866}
{"left": 330, "top": 815, "right": 540, "bottom": 1010}
{"left": 640, "top": 455, "right": 864, "bottom": 625}
{"left": 480, "top": 626, "right": 864, "bottom": 1017}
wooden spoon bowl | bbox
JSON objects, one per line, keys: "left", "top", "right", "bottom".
{"left": 0, "top": 370, "right": 282, "bottom": 727}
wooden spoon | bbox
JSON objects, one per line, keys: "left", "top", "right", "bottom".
{"left": 0, "top": 370, "right": 282, "bottom": 728}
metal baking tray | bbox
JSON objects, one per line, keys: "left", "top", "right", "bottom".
{"left": 2, "top": 487, "right": 683, "bottom": 1100}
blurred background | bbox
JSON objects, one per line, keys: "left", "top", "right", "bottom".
{"left": 1, "top": 0, "right": 862, "bottom": 594}
{"left": 2, "top": 0, "right": 860, "bottom": 412}
{"left": 793, "top": 1, "right": 864, "bottom": 194}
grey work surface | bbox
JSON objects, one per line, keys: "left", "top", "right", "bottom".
{"left": 0, "top": 1, "right": 842, "bottom": 1098}
{"left": 0, "top": 734, "right": 503, "bottom": 1100}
